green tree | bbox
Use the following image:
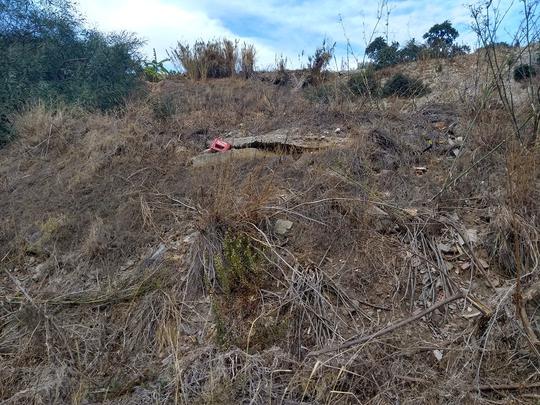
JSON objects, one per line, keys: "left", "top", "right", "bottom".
{"left": 423, "top": 20, "right": 460, "bottom": 58}
{"left": 365, "top": 36, "right": 400, "bottom": 69}
{"left": 399, "top": 38, "right": 425, "bottom": 62}
{"left": 0, "top": 0, "right": 144, "bottom": 144}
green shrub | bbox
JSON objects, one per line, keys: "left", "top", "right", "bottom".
{"left": 143, "top": 49, "right": 170, "bottom": 82}
{"left": 307, "top": 39, "right": 335, "bottom": 84}
{"left": 347, "top": 70, "right": 379, "bottom": 96}
{"left": 304, "top": 83, "right": 345, "bottom": 104}
{"left": 214, "top": 233, "right": 259, "bottom": 296}
{"left": 514, "top": 64, "right": 537, "bottom": 81}
{"left": 0, "top": 0, "right": 144, "bottom": 143}
{"left": 382, "top": 73, "right": 429, "bottom": 98}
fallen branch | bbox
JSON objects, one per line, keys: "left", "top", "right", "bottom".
{"left": 308, "top": 292, "right": 463, "bottom": 357}
{"left": 476, "top": 382, "right": 540, "bottom": 391}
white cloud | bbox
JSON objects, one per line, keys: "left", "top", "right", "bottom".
{"left": 78, "top": 0, "right": 517, "bottom": 69}
{"left": 78, "top": 0, "right": 280, "bottom": 68}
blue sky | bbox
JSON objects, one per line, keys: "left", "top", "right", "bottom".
{"left": 78, "top": 0, "right": 522, "bottom": 69}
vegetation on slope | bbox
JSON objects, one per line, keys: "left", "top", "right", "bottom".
{"left": 1, "top": 0, "right": 540, "bottom": 404}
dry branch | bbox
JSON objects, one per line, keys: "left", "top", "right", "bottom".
{"left": 476, "top": 382, "right": 540, "bottom": 391}
{"left": 308, "top": 291, "right": 464, "bottom": 357}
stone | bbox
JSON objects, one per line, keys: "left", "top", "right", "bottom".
{"left": 220, "top": 128, "right": 348, "bottom": 150}
{"left": 275, "top": 219, "right": 293, "bottom": 235}
{"left": 32, "top": 260, "right": 53, "bottom": 281}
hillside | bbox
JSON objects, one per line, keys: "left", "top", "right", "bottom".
{"left": 1, "top": 51, "right": 540, "bottom": 404}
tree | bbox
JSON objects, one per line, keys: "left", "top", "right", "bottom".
{"left": 423, "top": 20, "right": 459, "bottom": 57}
{"left": 0, "top": 0, "right": 144, "bottom": 143}
{"left": 365, "top": 36, "right": 400, "bottom": 69}
{"left": 399, "top": 38, "right": 425, "bottom": 62}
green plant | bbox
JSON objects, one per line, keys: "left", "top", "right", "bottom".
{"left": 143, "top": 48, "right": 170, "bottom": 82}
{"left": 382, "top": 73, "right": 429, "bottom": 98}
{"left": 514, "top": 64, "right": 537, "bottom": 81}
{"left": 307, "top": 39, "right": 335, "bottom": 84}
{"left": 423, "top": 20, "right": 459, "bottom": 58}
{"left": 366, "top": 36, "right": 400, "bottom": 69}
{"left": 214, "top": 232, "right": 259, "bottom": 296}
{"left": 0, "top": 0, "right": 144, "bottom": 143}
{"left": 304, "top": 82, "right": 345, "bottom": 104}
{"left": 347, "top": 70, "right": 379, "bottom": 96}
{"left": 399, "top": 38, "right": 425, "bottom": 62}
{"left": 274, "top": 55, "right": 289, "bottom": 85}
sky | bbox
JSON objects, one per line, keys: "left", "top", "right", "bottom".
{"left": 78, "top": 0, "right": 523, "bottom": 69}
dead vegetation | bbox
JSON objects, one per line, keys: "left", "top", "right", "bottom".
{"left": 168, "top": 39, "right": 256, "bottom": 81}
{"left": 2, "top": 26, "right": 540, "bottom": 405}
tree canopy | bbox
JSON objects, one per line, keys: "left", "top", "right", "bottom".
{"left": 0, "top": 0, "right": 144, "bottom": 143}
{"left": 365, "top": 20, "right": 469, "bottom": 69}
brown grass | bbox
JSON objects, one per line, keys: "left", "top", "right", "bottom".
{"left": 2, "top": 50, "right": 540, "bottom": 404}
{"left": 169, "top": 39, "right": 255, "bottom": 81}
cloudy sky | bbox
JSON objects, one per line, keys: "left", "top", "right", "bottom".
{"left": 78, "top": 0, "right": 522, "bottom": 69}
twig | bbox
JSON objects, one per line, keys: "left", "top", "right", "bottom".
{"left": 308, "top": 291, "right": 463, "bottom": 357}
{"left": 476, "top": 382, "right": 540, "bottom": 391}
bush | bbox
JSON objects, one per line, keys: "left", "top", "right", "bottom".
{"left": 514, "top": 64, "right": 537, "bottom": 81}
{"left": 365, "top": 37, "right": 400, "bottom": 69}
{"left": 168, "top": 39, "right": 256, "bottom": 81}
{"left": 274, "top": 56, "right": 289, "bottom": 85}
{"left": 240, "top": 43, "right": 256, "bottom": 79}
{"left": 0, "top": 0, "right": 144, "bottom": 143}
{"left": 382, "top": 73, "right": 429, "bottom": 98}
{"left": 215, "top": 233, "right": 259, "bottom": 296}
{"left": 304, "top": 83, "right": 344, "bottom": 104}
{"left": 347, "top": 70, "right": 379, "bottom": 97}
{"left": 308, "top": 40, "right": 335, "bottom": 78}
{"left": 143, "top": 49, "right": 170, "bottom": 82}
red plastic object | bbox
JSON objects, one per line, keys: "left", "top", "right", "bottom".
{"left": 209, "top": 138, "right": 232, "bottom": 153}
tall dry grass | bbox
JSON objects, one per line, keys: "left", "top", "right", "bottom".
{"left": 169, "top": 39, "right": 255, "bottom": 81}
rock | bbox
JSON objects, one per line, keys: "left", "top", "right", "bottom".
{"left": 438, "top": 242, "right": 454, "bottom": 253}
{"left": 478, "top": 258, "right": 489, "bottom": 269}
{"left": 32, "top": 260, "right": 53, "bottom": 281}
{"left": 433, "top": 349, "right": 444, "bottom": 361}
{"left": 220, "top": 128, "right": 348, "bottom": 151}
{"left": 275, "top": 219, "right": 293, "bottom": 235}
{"left": 368, "top": 205, "right": 395, "bottom": 233}
{"left": 403, "top": 208, "right": 418, "bottom": 217}
{"left": 334, "top": 127, "right": 342, "bottom": 134}
{"left": 465, "top": 229, "right": 478, "bottom": 244}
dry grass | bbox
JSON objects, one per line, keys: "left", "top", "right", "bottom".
{"left": 2, "top": 50, "right": 540, "bottom": 404}
{"left": 169, "top": 39, "right": 255, "bottom": 81}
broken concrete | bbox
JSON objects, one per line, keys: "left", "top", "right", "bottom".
{"left": 192, "top": 128, "right": 349, "bottom": 167}
{"left": 219, "top": 128, "right": 348, "bottom": 151}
